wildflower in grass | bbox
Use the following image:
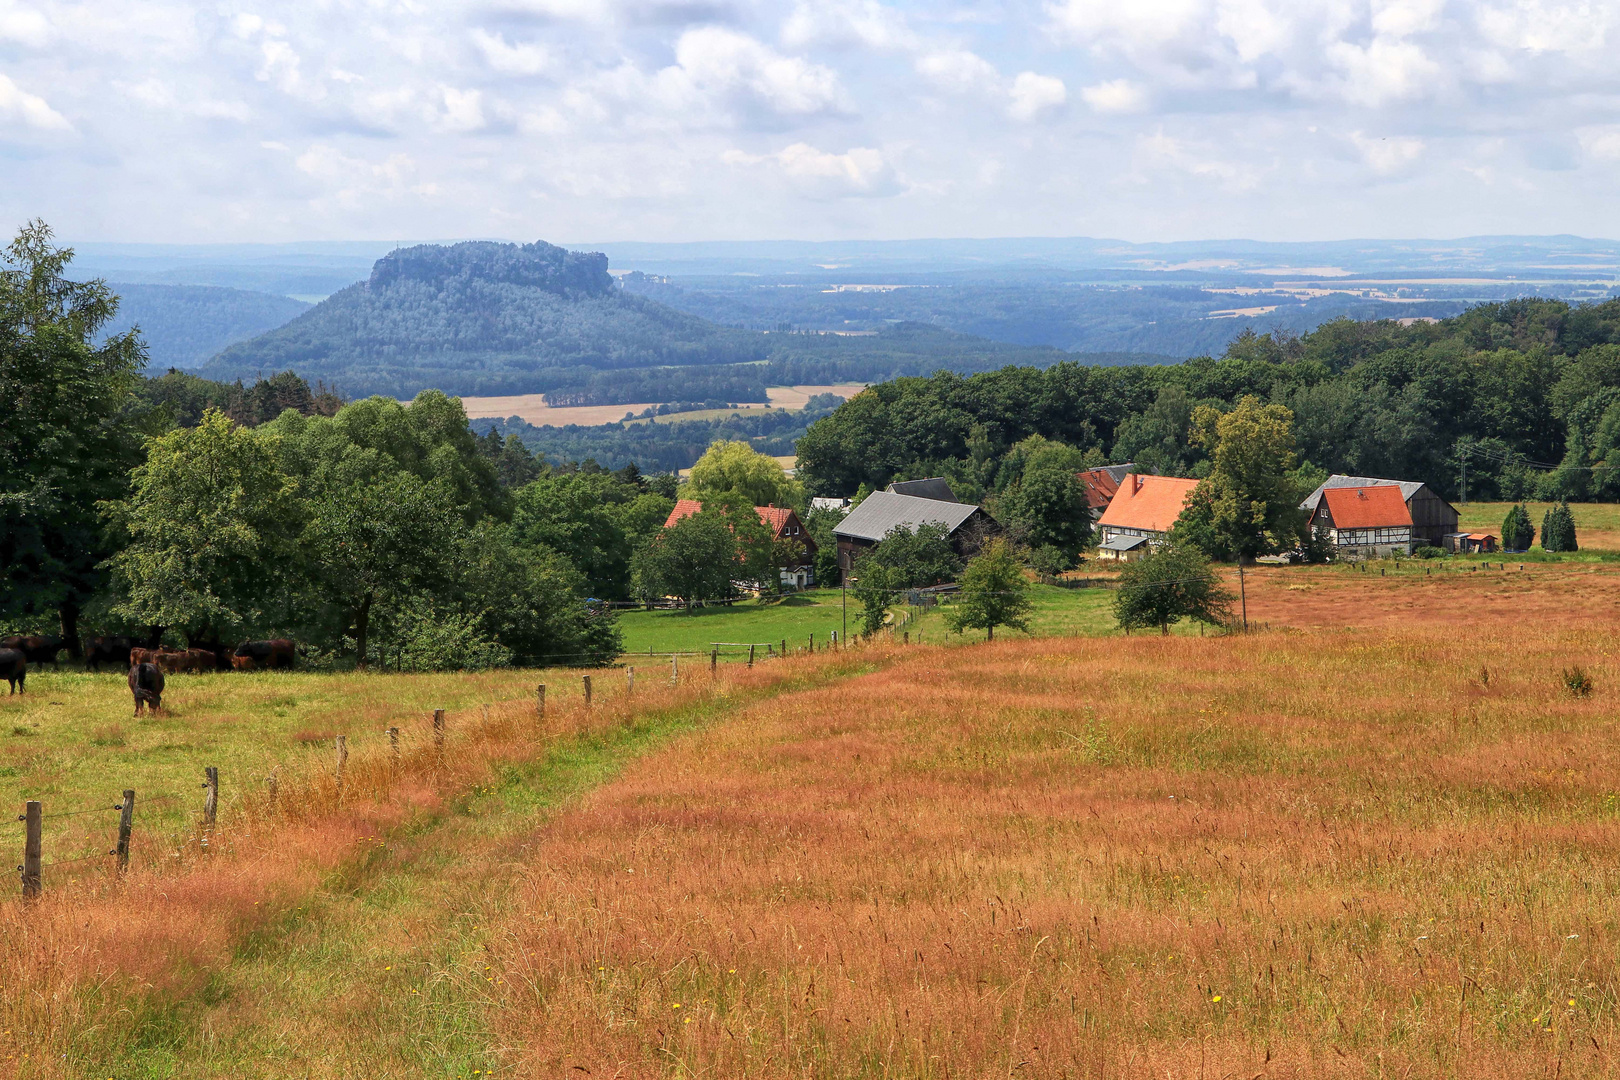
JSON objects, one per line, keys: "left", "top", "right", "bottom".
{"left": 1211, "top": 995, "right": 1221, "bottom": 1003}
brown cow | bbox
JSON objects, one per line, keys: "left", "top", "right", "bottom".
{"left": 0, "top": 649, "right": 24, "bottom": 694}
{"left": 128, "top": 662, "right": 164, "bottom": 715}
{"left": 182, "top": 648, "right": 216, "bottom": 673}
{"left": 129, "top": 647, "right": 161, "bottom": 667}
{"left": 153, "top": 648, "right": 188, "bottom": 674}
{"left": 233, "top": 639, "right": 296, "bottom": 670}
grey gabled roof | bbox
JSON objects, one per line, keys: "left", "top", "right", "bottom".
{"left": 833, "top": 490, "right": 982, "bottom": 543}
{"left": 886, "top": 477, "right": 958, "bottom": 502}
{"left": 1099, "top": 534, "right": 1149, "bottom": 551}
{"left": 1301, "top": 475, "right": 1428, "bottom": 512}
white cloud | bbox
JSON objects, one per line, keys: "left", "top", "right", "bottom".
{"left": 1080, "top": 78, "right": 1145, "bottom": 113}
{"left": 0, "top": 1, "right": 50, "bottom": 47}
{"left": 1578, "top": 126, "right": 1620, "bottom": 162}
{"left": 915, "top": 50, "right": 999, "bottom": 93}
{"left": 1008, "top": 72, "right": 1066, "bottom": 121}
{"left": 1350, "top": 131, "right": 1425, "bottom": 174}
{"left": 725, "top": 142, "right": 901, "bottom": 197}
{"left": 781, "top": 0, "right": 917, "bottom": 50}
{"left": 472, "top": 30, "right": 550, "bottom": 76}
{"left": 0, "top": 73, "right": 70, "bottom": 131}
{"left": 672, "top": 27, "right": 845, "bottom": 116}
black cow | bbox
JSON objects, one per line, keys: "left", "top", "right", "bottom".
{"left": 0, "top": 649, "right": 24, "bottom": 694}
{"left": 0, "top": 635, "right": 62, "bottom": 670}
{"left": 128, "top": 662, "right": 164, "bottom": 716}
{"left": 233, "top": 639, "right": 296, "bottom": 670}
{"left": 83, "top": 635, "right": 133, "bottom": 673}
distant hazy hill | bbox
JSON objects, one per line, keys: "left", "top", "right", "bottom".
{"left": 102, "top": 283, "right": 311, "bottom": 369}
{"left": 200, "top": 240, "right": 768, "bottom": 398}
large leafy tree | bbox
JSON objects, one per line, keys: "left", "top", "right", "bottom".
{"left": 104, "top": 410, "right": 300, "bottom": 645}
{"left": 631, "top": 507, "right": 740, "bottom": 607}
{"left": 511, "top": 472, "right": 643, "bottom": 599}
{"left": 301, "top": 472, "right": 458, "bottom": 667}
{"left": 1113, "top": 544, "right": 1233, "bottom": 636}
{"left": 685, "top": 439, "right": 805, "bottom": 508}
{"left": 0, "top": 221, "right": 149, "bottom": 650}
{"left": 1174, "top": 396, "right": 1308, "bottom": 562}
{"left": 944, "top": 539, "right": 1032, "bottom": 642}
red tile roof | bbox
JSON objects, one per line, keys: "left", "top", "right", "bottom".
{"left": 664, "top": 499, "right": 805, "bottom": 540}
{"left": 1076, "top": 467, "right": 1123, "bottom": 510}
{"left": 1319, "top": 485, "right": 1412, "bottom": 529}
{"left": 1097, "top": 474, "right": 1199, "bottom": 533}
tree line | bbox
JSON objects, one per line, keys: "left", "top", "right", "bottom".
{"left": 796, "top": 300, "right": 1620, "bottom": 508}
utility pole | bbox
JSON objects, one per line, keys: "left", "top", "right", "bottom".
{"left": 841, "top": 562, "right": 848, "bottom": 645}
{"left": 1239, "top": 565, "right": 1248, "bottom": 632}
{"left": 1460, "top": 444, "right": 1468, "bottom": 505}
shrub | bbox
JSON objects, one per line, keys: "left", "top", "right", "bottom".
{"left": 1029, "top": 545, "right": 1073, "bottom": 578}
{"left": 1542, "top": 502, "right": 1579, "bottom": 553}
{"left": 1564, "top": 666, "right": 1594, "bottom": 698}
{"left": 1413, "top": 545, "right": 1445, "bottom": 559}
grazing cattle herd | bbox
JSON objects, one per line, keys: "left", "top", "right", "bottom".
{"left": 0, "top": 634, "right": 299, "bottom": 713}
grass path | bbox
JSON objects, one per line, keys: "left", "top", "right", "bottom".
{"left": 61, "top": 652, "right": 889, "bottom": 1079}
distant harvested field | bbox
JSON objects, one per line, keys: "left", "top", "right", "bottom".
{"left": 1237, "top": 559, "right": 1620, "bottom": 629}
{"left": 492, "top": 567, "right": 1620, "bottom": 1077}
{"left": 1458, "top": 501, "right": 1620, "bottom": 550}
{"left": 456, "top": 383, "right": 864, "bottom": 429}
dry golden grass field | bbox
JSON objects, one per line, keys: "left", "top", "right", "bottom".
{"left": 7, "top": 564, "right": 1620, "bottom": 1078}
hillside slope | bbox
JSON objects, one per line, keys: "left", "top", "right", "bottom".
{"left": 200, "top": 240, "right": 767, "bottom": 398}
{"left": 102, "top": 283, "right": 311, "bottom": 369}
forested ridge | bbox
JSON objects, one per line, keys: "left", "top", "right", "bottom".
{"left": 797, "top": 298, "right": 1620, "bottom": 504}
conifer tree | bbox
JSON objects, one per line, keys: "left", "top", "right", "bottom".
{"left": 1501, "top": 504, "right": 1534, "bottom": 552}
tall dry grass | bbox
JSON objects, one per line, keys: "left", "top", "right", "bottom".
{"left": 490, "top": 611, "right": 1620, "bottom": 1077}
{"left": 0, "top": 657, "right": 851, "bottom": 1078}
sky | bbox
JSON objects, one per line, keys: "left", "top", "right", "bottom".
{"left": 2, "top": 0, "right": 1619, "bottom": 244}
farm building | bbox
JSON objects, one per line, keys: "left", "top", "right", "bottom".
{"left": 1444, "top": 532, "right": 1498, "bottom": 554}
{"left": 1096, "top": 474, "right": 1200, "bottom": 561}
{"left": 1307, "top": 485, "right": 1415, "bottom": 557}
{"left": 664, "top": 500, "right": 818, "bottom": 588}
{"left": 1301, "top": 476, "right": 1458, "bottom": 546}
{"left": 832, "top": 491, "right": 993, "bottom": 573}
{"left": 1076, "top": 464, "right": 1134, "bottom": 521}
{"left": 886, "top": 477, "right": 958, "bottom": 502}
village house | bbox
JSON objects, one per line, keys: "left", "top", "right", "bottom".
{"left": 832, "top": 489, "right": 992, "bottom": 573}
{"left": 1301, "top": 476, "right": 1458, "bottom": 546}
{"left": 1095, "top": 474, "right": 1200, "bottom": 561}
{"left": 663, "top": 499, "right": 818, "bottom": 588}
{"left": 1307, "top": 485, "right": 1415, "bottom": 557}
{"left": 1076, "top": 464, "right": 1133, "bottom": 522}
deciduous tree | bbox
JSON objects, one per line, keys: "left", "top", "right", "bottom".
{"left": 1113, "top": 544, "right": 1233, "bottom": 636}
{"left": 944, "top": 539, "right": 1031, "bottom": 641}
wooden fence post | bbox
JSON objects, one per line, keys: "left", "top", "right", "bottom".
{"left": 671, "top": 654, "right": 678, "bottom": 685}
{"left": 809, "top": 633, "right": 814, "bottom": 653}
{"left": 335, "top": 735, "right": 348, "bottom": 792}
{"left": 582, "top": 675, "right": 592, "bottom": 705}
{"left": 387, "top": 727, "right": 400, "bottom": 766}
{"left": 710, "top": 649, "right": 718, "bottom": 673}
{"left": 116, "top": 790, "right": 135, "bottom": 873}
{"left": 781, "top": 638, "right": 786, "bottom": 658}
{"left": 536, "top": 684, "right": 546, "bottom": 717}
{"left": 747, "top": 644, "right": 755, "bottom": 668}
{"left": 627, "top": 666, "right": 635, "bottom": 694}
{"left": 433, "top": 709, "right": 445, "bottom": 755}
{"left": 904, "top": 632, "right": 909, "bottom": 645}
{"left": 203, "top": 767, "right": 218, "bottom": 828}
{"left": 21, "top": 800, "right": 41, "bottom": 899}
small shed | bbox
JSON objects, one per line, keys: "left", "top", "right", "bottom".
{"left": 1097, "top": 534, "right": 1150, "bottom": 562}
{"left": 1444, "top": 532, "right": 1498, "bottom": 554}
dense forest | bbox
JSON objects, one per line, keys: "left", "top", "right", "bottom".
{"left": 796, "top": 299, "right": 1620, "bottom": 504}
{"left": 97, "top": 283, "right": 311, "bottom": 368}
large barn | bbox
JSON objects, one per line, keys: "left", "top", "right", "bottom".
{"left": 1301, "top": 476, "right": 1458, "bottom": 546}
{"left": 831, "top": 491, "right": 992, "bottom": 573}
{"left": 1307, "top": 485, "right": 1415, "bottom": 558}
